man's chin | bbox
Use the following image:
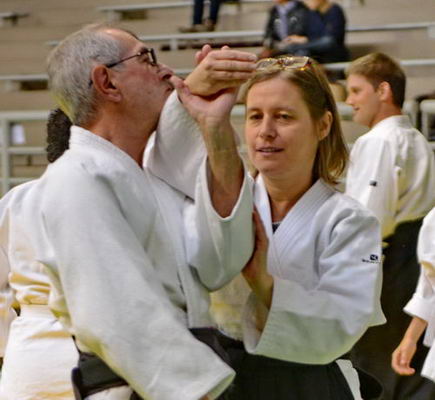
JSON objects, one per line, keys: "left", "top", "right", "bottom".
{"left": 353, "top": 114, "right": 366, "bottom": 127}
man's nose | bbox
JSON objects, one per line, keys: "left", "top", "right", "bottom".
{"left": 157, "top": 63, "right": 174, "bottom": 80}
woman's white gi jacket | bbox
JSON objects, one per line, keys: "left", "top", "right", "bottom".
{"left": 241, "top": 176, "right": 385, "bottom": 364}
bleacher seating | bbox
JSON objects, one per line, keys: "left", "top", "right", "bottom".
{"left": 2, "top": 58, "right": 435, "bottom": 92}
{"left": 0, "top": 0, "right": 434, "bottom": 194}
{"left": 97, "top": 1, "right": 270, "bottom": 21}
{"left": 0, "top": 11, "right": 29, "bottom": 26}
{"left": 47, "top": 21, "right": 435, "bottom": 51}
{"left": 421, "top": 99, "right": 435, "bottom": 140}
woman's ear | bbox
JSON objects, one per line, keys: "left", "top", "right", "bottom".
{"left": 90, "top": 65, "right": 122, "bottom": 102}
{"left": 317, "top": 110, "right": 333, "bottom": 141}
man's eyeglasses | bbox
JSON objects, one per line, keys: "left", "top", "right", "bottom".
{"left": 88, "top": 47, "right": 157, "bottom": 87}
{"left": 256, "top": 56, "right": 311, "bottom": 71}
{"left": 105, "top": 47, "right": 157, "bottom": 69}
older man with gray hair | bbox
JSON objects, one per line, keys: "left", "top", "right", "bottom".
{"left": 1, "top": 23, "right": 257, "bottom": 400}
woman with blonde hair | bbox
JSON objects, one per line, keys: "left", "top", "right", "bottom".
{"left": 213, "top": 56, "right": 385, "bottom": 399}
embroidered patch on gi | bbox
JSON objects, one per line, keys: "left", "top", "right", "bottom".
{"left": 362, "top": 254, "right": 380, "bottom": 264}
{"left": 369, "top": 180, "right": 377, "bottom": 187}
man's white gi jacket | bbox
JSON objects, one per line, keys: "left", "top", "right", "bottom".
{"left": 0, "top": 93, "right": 254, "bottom": 400}
{"left": 346, "top": 115, "right": 435, "bottom": 238}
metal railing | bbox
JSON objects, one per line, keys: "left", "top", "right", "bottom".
{"left": 0, "top": 103, "right": 433, "bottom": 196}
{"left": 46, "top": 21, "right": 435, "bottom": 50}
{"left": 2, "top": 58, "right": 435, "bottom": 90}
{"left": 421, "top": 99, "right": 435, "bottom": 140}
{"left": 0, "top": 111, "right": 48, "bottom": 194}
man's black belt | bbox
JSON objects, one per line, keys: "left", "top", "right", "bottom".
{"left": 71, "top": 327, "right": 231, "bottom": 400}
{"left": 71, "top": 350, "right": 141, "bottom": 399}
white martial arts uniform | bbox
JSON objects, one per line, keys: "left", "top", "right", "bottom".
{"left": 0, "top": 181, "right": 78, "bottom": 400}
{"left": 243, "top": 176, "right": 384, "bottom": 362}
{"left": 5, "top": 93, "right": 253, "bottom": 400}
{"left": 211, "top": 177, "right": 384, "bottom": 400}
{"left": 404, "top": 208, "right": 435, "bottom": 382}
{"left": 345, "top": 115, "right": 435, "bottom": 399}
{"left": 346, "top": 115, "right": 435, "bottom": 239}
{"left": 158, "top": 92, "right": 385, "bottom": 397}
{"left": 0, "top": 190, "right": 18, "bottom": 360}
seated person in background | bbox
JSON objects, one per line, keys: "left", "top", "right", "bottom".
{"left": 260, "top": 0, "right": 310, "bottom": 59}
{"left": 392, "top": 207, "right": 435, "bottom": 384}
{"left": 179, "top": 0, "right": 221, "bottom": 33}
{"left": 303, "top": 0, "right": 349, "bottom": 63}
{"left": 260, "top": 0, "right": 348, "bottom": 63}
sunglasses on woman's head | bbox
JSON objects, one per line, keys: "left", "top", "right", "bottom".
{"left": 255, "top": 56, "right": 311, "bottom": 71}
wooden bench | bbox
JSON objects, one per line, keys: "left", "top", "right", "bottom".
{"left": 0, "top": 11, "right": 29, "bottom": 27}
{"left": 2, "top": 58, "right": 435, "bottom": 91}
{"left": 0, "top": 111, "right": 48, "bottom": 194}
{"left": 0, "top": 102, "right": 432, "bottom": 194}
{"left": 96, "top": 0, "right": 366, "bottom": 21}
{"left": 138, "top": 21, "right": 435, "bottom": 50}
{"left": 97, "top": 1, "right": 268, "bottom": 21}
{"left": 323, "top": 58, "right": 435, "bottom": 72}
{"left": 47, "top": 21, "right": 435, "bottom": 50}
{"left": 420, "top": 99, "right": 435, "bottom": 140}
{"left": 0, "top": 74, "right": 48, "bottom": 91}
{"left": 0, "top": 71, "right": 193, "bottom": 91}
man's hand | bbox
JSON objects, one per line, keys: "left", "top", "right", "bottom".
{"left": 391, "top": 316, "right": 427, "bottom": 376}
{"left": 185, "top": 45, "right": 257, "bottom": 97}
{"left": 392, "top": 338, "right": 417, "bottom": 375}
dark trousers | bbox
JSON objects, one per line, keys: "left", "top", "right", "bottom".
{"left": 273, "top": 36, "right": 350, "bottom": 64}
{"left": 193, "top": 0, "right": 221, "bottom": 24}
{"left": 220, "top": 337, "right": 353, "bottom": 400}
{"left": 350, "top": 219, "right": 435, "bottom": 399}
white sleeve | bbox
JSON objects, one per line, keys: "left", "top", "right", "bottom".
{"left": 243, "top": 209, "right": 383, "bottom": 364}
{"left": 418, "top": 209, "right": 435, "bottom": 272}
{"left": 404, "top": 209, "right": 435, "bottom": 346}
{"left": 40, "top": 169, "right": 233, "bottom": 400}
{"left": 146, "top": 91, "right": 206, "bottom": 199}
{"left": 345, "top": 137, "right": 398, "bottom": 237}
{"left": 0, "top": 244, "right": 16, "bottom": 358}
{"left": 404, "top": 266, "right": 435, "bottom": 323}
{"left": 185, "top": 159, "right": 255, "bottom": 290}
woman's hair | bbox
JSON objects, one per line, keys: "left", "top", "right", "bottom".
{"left": 46, "top": 108, "right": 72, "bottom": 163}
{"left": 243, "top": 58, "right": 348, "bottom": 185}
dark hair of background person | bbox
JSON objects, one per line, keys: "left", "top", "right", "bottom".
{"left": 46, "top": 108, "right": 71, "bottom": 163}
